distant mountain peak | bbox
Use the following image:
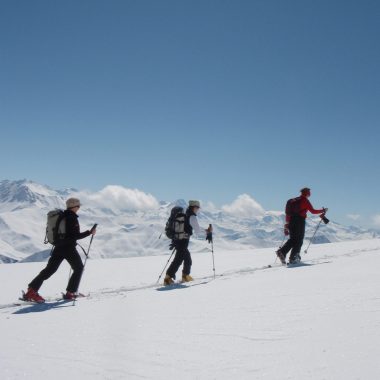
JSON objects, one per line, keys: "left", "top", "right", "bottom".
{"left": 0, "top": 179, "right": 64, "bottom": 207}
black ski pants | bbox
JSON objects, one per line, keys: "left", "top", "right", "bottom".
{"left": 166, "top": 239, "right": 192, "bottom": 278}
{"left": 280, "top": 215, "right": 306, "bottom": 261}
{"left": 29, "top": 245, "right": 84, "bottom": 293}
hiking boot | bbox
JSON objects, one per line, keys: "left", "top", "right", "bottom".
{"left": 276, "top": 250, "right": 286, "bottom": 265}
{"left": 163, "top": 275, "right": 174, "bottom": 286}
{"left": 63, "top": 291, "right": 77, "bottom": 300}
{"left": 23, "top": 288, "right": 45, "bottom": 303}
{"left": 288, "top": 255, "right": 301, "bottom": 265}
{"left": 182, "top": 274, "right": 194, "bottom": 282}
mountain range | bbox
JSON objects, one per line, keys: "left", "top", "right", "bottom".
{"left": 0, "top": 179, "right": 378, "bottom": 263}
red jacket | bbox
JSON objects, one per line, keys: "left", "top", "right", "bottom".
{"left": 286, "top": 195, "right": 324, "bottom": 223}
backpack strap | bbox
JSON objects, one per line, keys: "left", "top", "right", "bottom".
{"left": 53, "top": 212, "right": 66, "bottom": 245}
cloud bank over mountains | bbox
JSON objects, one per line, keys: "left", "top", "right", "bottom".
{"left": 75, "top": 186, "right": 267, "bottom": 217}
{"left": 221, "top": 194, "right": 265, "bottom": 218}
{"left": 74, "top": 185, "right": 160, "bottom": 212}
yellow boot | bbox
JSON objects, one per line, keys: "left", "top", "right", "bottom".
{"left": 182, "top": 274, "right": 193, "bottom": 283}
{"left": 164, "top": 275, "right": 174, "bottom": 286}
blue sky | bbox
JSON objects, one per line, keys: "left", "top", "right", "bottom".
{"left": 0, "top": 0, "right": 379, "bottom": 228}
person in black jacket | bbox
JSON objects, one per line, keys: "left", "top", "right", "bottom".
{"left": 23, "top": 198, "right": 96, "bottom": 302}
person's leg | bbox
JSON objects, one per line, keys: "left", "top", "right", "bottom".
{"left": 279, "top": 237, "right": 294, "bottom": 258}
{"left": 166, "top": 245, "right": 185, "bottom": 279}
{"left": 289, "top": 217, "right": 305, "bottom": 262}
{"left": 182, "top": 247, "right": 192, "bottom": 276}
{"left": 279, "top": 217, "right": 298, "bottom": 258}
{"left": 28, "top": 251, "right": 64, "bottom": 291}
{"left": 65, "top": 248, "right": 84, "bottom": 293}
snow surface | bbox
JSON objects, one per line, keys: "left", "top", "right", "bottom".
{"left": 1, "top": 239, "right": 380, "bottom": 379}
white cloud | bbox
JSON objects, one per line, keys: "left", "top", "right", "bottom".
{"left": 73, "top": 185, "right": 160, "bottom": 212}
{"left": 202, "top": 201, "right": 218, "bottom": 213}
{"left": 221, "top": 194, "right": 265, "bottom": 218}
{"left": 372, "top": 214, "right": 380, "bottom": 227}
{"left": 347, "top": 214, "right": 361, "bottom": 221}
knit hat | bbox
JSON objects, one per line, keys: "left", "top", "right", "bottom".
{"left": 300, "top": 187, "right": 311, "bottom": 196}
{"left": 66, "top": 197, "right": 81, "bottom": 209}
{"left": 188, "top": 200, "right": 201, "bottom": 208}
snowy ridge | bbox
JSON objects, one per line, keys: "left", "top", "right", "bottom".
{"left": 0, "top": 179, "right": 378, "bottom": 263}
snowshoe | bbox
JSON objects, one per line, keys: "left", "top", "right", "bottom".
{"left": 62, "top": 292, "right": 87, "bottom": 300}
{"left": 62, "top": 291, "right": 77, "bottom": 300}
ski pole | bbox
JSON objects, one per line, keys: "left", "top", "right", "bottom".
{"left": 156, "top": 247, "right": 176, "bottom": 284}
{"left": 208, "top": 224, "right": 216, "bottom": 279}
{"left": 211, "top": 239, "right": 216, "bottom": 279}
{"left": 75, "top": 224, "right": 97, "bottom": 297}
{"left": 304, "top": 219, "right": 322, "bottom": 254}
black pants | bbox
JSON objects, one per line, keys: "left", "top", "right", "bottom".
{"left": 166, "top": 239, "right": 192, "bottom": 278}
{"left": 29, "top": 245, "right": 84, "bottom": 293}
{"left": 280, "top": 215, "right": 306, "bottom": 261}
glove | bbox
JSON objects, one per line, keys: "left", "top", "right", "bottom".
{"left": 322, "top": 207, "right": 328, "bottom": 213}
{"left": 320, "top": 214, "right": 330, "bottom": 224}
{"left": 284, "top": 224, "right": 289, "bottom": 236}
{"left": 206, "top": 232, "right": 213, "bottom": 243}
{"left": 90, "top": 223, "right": 98, "bottom": 234}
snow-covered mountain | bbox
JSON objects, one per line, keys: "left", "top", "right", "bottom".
{"left": 0, "top": 179, "right": 378, "bottom": 263}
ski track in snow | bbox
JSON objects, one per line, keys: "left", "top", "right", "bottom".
{"left": 1, "top": 242, "right": 379, "bottom": 312}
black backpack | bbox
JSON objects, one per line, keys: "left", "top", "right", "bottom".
{"left": 165, "top": 206, "right": 188, "bottom": 240}
{"left": 285, "top": 196, "right": 303, "bottom": 217}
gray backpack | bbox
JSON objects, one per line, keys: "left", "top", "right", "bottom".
{"left": 44, "top": 209, "right": 66, "bottom": 245}
{"left": 165, "top": 206, "right": 188, "bottom": 240}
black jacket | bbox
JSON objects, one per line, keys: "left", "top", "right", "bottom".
{"left": 60, "top": 209, "right": 90, "bottom": 247}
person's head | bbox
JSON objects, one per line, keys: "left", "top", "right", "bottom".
{"left": 188, "top": 200, "right": 201, "bottom": 214}
{"left": 300, "top": 187, "right": 311, "bottom": 198}
{"left": 66, "top": 197, "right": 81, "bottom": 213}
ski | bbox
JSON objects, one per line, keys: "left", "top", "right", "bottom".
{"left": 158, "top": 278, "right": 212, "bottom": 290}
{"left": 61, "top": 292, "right": 89, "bottom": 300}
{"left": 19, "top": 290, "right": 45, "bottom": 304}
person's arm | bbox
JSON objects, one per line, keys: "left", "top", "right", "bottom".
{"left": 305, "top": 199, "right": 325, "bottom": 215}
{"left": 65, "top": 214, "right": 91, "bottom": 241}
{"left": 189, "top": 215, "right": 207, "bottom": 238}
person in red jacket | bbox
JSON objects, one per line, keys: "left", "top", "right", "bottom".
{"left": 276, "top": 188, "right": 327, "bottom": 264}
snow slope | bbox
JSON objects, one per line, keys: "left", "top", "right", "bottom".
{"left": 1, "top": 239, "right": 380, "bottom": 379}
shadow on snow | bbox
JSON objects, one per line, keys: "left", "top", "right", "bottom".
{"left": 13, "top": 300, "right": 74, "bottom": 314}
{"left": 156, "top": 280, "right": 211, "bottom": 291}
